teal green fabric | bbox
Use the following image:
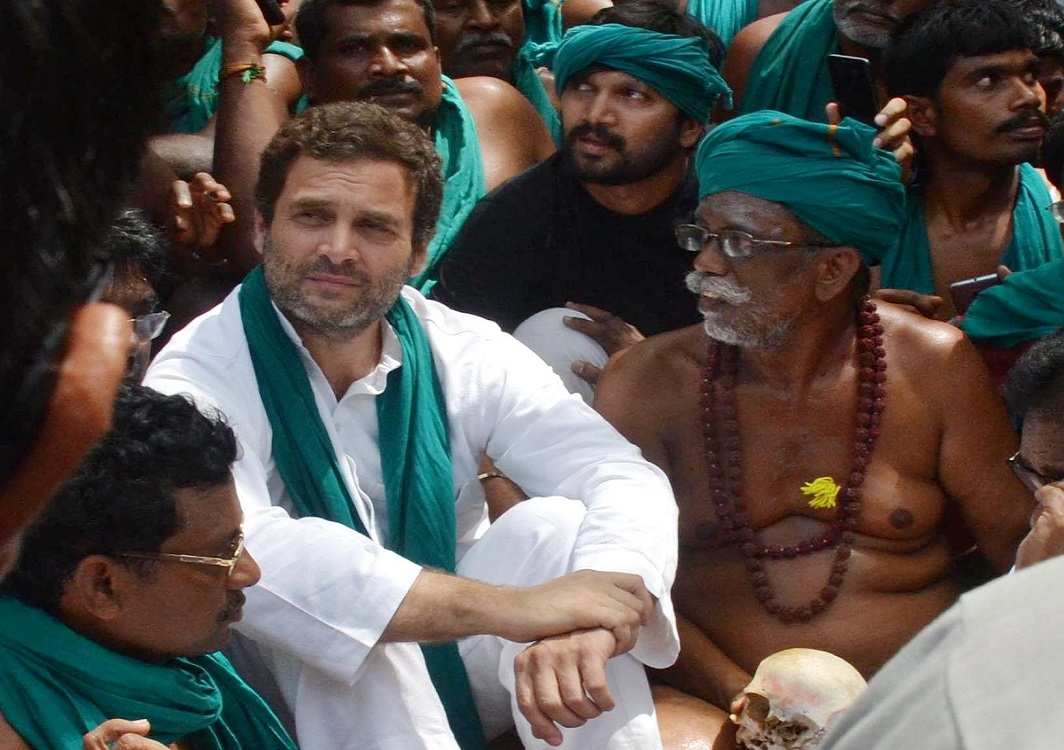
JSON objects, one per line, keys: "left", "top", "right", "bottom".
{"left": 739, "top": 0, "right": 837, "bottom": 121}
{"left": 522, "top": 0, "right": 564, "bottom": 47}
{"left": 0, "top": 598, "right": 295, "bottom": 750}
{"left": 514, "top": 45, "right": 563, "bottom": 144}
{"left": 883, "top": 164, "right": 1064, "bottom": 294}
{"left": 962, "top": 260, "right": 1064, "bottom": 346}
{"left": 548, "top": 23, "right": 732, "bottom": 123}
{"left": 686, "top": 0, "right": 760, "bottom": 47}
{"left": 695, "top": 110, "right": 906, "bottom": 263}
{"left": 411, "top": 76, "right": 487, "bottom": 293}
{"left": 238, "top": 268, "right": 485, "bottom": 749}
{"left": 167, "top": 37, "right": 304, "bottom": 134}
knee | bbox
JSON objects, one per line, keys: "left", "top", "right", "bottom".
{"left": 653, "top": 685, "right": 737, "bottom": 750}
{"left": 492, "top": 497, "right": 586, "bottom": 568}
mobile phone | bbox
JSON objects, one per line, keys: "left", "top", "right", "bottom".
{"left": 256, "top": 0, "right": 286, "bottom": 25}
{"left": 949, "top": 273, "right": 1001, "bottom": 314}
{"left": 827, "top": 54, "right": 879, "bottom": 125}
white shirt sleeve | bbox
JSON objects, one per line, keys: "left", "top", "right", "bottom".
{"left": 146, "top": 345, "right": 422, "bottom": 686}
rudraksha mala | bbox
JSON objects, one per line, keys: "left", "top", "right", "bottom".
{"left": 700, "top": 297, "right": 886, "bottom": 624}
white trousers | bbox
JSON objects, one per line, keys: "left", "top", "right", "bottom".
{"left": 231, "top": 498, "right": 662, "bottom": 750}
{"left": 513, "top": 309, "right": 609, "bottom": 405}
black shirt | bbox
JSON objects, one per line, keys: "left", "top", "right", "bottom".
{"left": 433, "top": 152, "right": 701, "bottom": 335}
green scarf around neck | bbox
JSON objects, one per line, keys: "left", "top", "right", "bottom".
{"left": 0, "top": 597, "right": 295, "bottom": 750}
{"left": 238, "top": 268, "right": 485, "bottom": 749}
{"left": 411, "top": 76, "right": 487, "bottom": 294}
{"left": 739, "top": 0, "right": 837, "bottom": 120}
{"left": 685, "top": 0, "right": 759, "bottom": 48}
{"left": 882, "top": 163, "right": 1064, "bottom": 295}
{"left": 167, "top": 37, "right": 304, "bottom": 134}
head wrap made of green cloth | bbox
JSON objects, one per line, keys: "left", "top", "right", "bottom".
{"left": 694, "top": 110, "right": 906, "bottom": 264}
{"left": 546, "top": 23, "right": 732, "bottom": 123}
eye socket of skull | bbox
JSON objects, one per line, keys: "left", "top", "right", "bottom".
{"left": 744, "top": 693, "right": 771, "bottom": 722}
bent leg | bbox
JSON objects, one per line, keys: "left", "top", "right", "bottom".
{"left": 458, "top": 498, "right": 661, "bottom": 749}
{"left": 653, "top": 686, "right": 737, "bottom": 750}
{"left": 513, "top": 308, "right": 608, "bottom": 404}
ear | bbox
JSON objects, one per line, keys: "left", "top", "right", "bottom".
{"left": 296, "top": 57, "right": 316, "bottom": 102}
{"left": 68, "top": 555, "right": 126, "bottom": 621}
{"left": 254, "top": 213, "right": 269, "bottom": 257}
{"left": 410, "top": 239, "right": 429, "bottom": 278}
{"left": 680, "top": 118, "right": 705, "bottom": 150}
{"left": 814, "top": 247, "right": 862, "bottom": 303}
{"left": 904, "top": 94, "right": 937, "bottom": 138}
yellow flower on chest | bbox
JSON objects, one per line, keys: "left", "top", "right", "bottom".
{"left": 801, "top": 477, "right": 840, "bottom": 509}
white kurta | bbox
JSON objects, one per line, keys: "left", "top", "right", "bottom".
{"left": 145, "top": 286, "right": 679, "bottom": 749}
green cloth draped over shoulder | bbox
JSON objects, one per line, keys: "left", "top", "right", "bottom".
{"left": 411, "top": 76, "right": 487, "bottom": 293}
{"left": 695, "top": 110, "right": 906, "bottom": 263}
{"left": 237, "top": 268, "right": 486, "bottom": 749}
{"left": 0, "top": 597, "right": 295, "bottom": 750}
{"left": 514, "top": 43, "right": 563, "bottom": 144}
{"left": 167, "top": 37, "right": 304, "bottom": 134}
{"left": 962, "top": 260, "right": 1064, "bottom": 346}
{"left": 686, "top": 0, "right": 760, "bottom": 48}
{"left": 882, "top": 164, "right": 1064, "bottom": 295}
{"left": 547, "top": 23, "right": 732, "bottom": 123}
{"left": 523, "top": 0, "right": 563, "bottom": 47}
{"left": 739, "top": 0, "right": 837, "bottom": 120}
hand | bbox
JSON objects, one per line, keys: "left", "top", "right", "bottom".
{"left": 514, "top": 628, "right": 618, "bottom": 747}
{"left": 83, "top": 719, "right": 169, "bottom": 750}
{"left": 997, "top": 264, "right": 1013, "bottom": 281}
{"left": 171, "top": 173, "right": 235, "bottom": 258}
{"left": 1016, "top": 484, "right": 1064, "bottom": 569}
{"left": 826, "top": 98, "right": 914, "bottom": 181}
{"left": 499, "top": 569, "right": 654, "bottom": 646}
{"left": 873, "top": 288, "right": 943, "bottom": 318}
{"left": 160, "top": 0, "right": 208, "bottom": 36}
{"left": 210, "top": 0, "right": 274, "bottom": 47}
{"left": 563, "top": 303, "right": 644, "bottom": 356}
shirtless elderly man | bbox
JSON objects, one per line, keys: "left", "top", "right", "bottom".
{"left": 596, "top": 111, "right": 1032, "bottom": 744}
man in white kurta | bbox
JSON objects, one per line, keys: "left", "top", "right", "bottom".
{"left": 145, "top": 102, "right": 679, "bottom": 750}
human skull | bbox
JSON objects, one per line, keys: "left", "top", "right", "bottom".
{"left": 733, "top": 649, "right": 867, "bottom": 750}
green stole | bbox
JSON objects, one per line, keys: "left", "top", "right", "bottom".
{"left": 881, "top": 164, "right": 1064, "bottom": 295}
{"left": 513, "top": 45, "right": 563, "bottom": 145}
{"left": 411, "top": 77, "right": 488, "bottom": 294}
{"left": 522, "top": 0, "right": 564, "bottom": 48}
{"left": 739, "top": 0, "right": 837, "bottom": 120}
{"left": 237, "top": 268, "right": 486, "bottom": 749}
{"left": 962, "top": 260, "right": 1064, "bottom": 346}
{"left": 0, "top": 598, "right": 295, "bottom": 750}
{"left": 167, "top": 37, "right": 304, "bottom": 134}
{"left": 686, "top": 0, "right": 760, "bottom": 48}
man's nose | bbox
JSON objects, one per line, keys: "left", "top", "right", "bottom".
{"left": 692, "top": 240, "right": 729, "bottom": 276}
{"left": 369, "top": 46, "right": 406, "bottom": 76}
{"left": 229, "top": 547, "right": 261, "bottom": 589}
{"left": 586, "top": 91, "right": 616, "bottom": 126}
{"left": 317, "top": 224, "right": 361, "bottom": 265}
{"left": 467, "top": 0, "right": 497, "bottom": 30}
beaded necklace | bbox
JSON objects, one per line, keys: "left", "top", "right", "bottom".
{"left": 699, "top": 297, "right": 886, "bottom": 624}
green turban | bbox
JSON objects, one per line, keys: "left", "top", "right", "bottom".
{"left": 548, "top": 23, "right": 732, "bottom": 123}
{"left": 694, "top": 111, "right": 906, "bottom": 264}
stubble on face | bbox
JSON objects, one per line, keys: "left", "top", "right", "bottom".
{"left": 686, "top": 270, "right": 799, "bottom": 349}
{"left": 833, "top": 0, "right": 900, "bottom": 49}
{"left": 262, "top": 236, "right": 413, "bottom": 340}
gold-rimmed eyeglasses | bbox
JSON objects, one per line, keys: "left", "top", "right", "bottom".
{"left": 117, "top": 531, "right": 245, "bottom": 578}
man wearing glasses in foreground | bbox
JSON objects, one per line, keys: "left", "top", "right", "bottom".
{"left": 0, "top": 385, "right": 296, "bottom": 749}
{"left": 594, "top": 110, "right": 1033, "bottom": 747}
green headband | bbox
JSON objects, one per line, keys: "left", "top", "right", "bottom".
{"left": 548, "top": 23, "right": 731, "bottom": 123}
{"left": 695, "top": 111, "right": 906, "bottom": 264}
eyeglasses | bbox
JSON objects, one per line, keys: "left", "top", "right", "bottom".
{"left": 1007, "top": 451, "right": 1058, "bottom": 494}
{"left": 118, "top": 531, "right": 246, "bottom": 578}
{"left": 1048, "top": 202, "right": 1064, "bottom": 225}
{"left": 674, "top": 224, "right": 839, "bottom": 259}
{"left": 129, "top": 311, "right": 170, "bottom": 345}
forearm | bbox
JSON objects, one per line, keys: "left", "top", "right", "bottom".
{"left": 213, "top": 34, "right": 286, "bottom": 273}
{"left": 654, "top": 614, "right": 750, "bottom": 710}
{"left": 149, "top": 133, "right": 215, "bottom": 179}
{"left": 381, "top": 570, "right": 510, "bottom": 643}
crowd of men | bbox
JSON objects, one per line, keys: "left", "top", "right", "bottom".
{"left": 4, "top": 0, "right": 1064, "bottom": 748}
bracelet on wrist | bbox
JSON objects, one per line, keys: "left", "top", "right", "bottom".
{"left": 477, "top": 470, "right": 507, "bottom": 483}
{"left": 219, "top": 62, "right": 267, "bottom": 87}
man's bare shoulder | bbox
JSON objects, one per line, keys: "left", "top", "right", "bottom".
{"left": 878, "top": 302, "right": 987, "bottom": 388}
{"left": 0, "top": 712, "right": 29, "bottom": 750}
{"left": 599, "top": 325, "right": 704, "bottom": 404}
{"left": 721, "top": 12, "right": 786, "bottom": 113}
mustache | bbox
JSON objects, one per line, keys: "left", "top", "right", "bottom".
{"left": 844, "top": 2, "right": 898, "bottom": 21}
{"left": 685, "top": 271, "right": 752, "bottom": 305}
{"left": 356, "top": 76, "right": 423, "bottom": 99}
{"left": 566, "top": 122, "right": 626, "bottom": 151}
{"left": 996, "top": 109, "right": 1049, "bottom": 133}
{"left": 219, "top": 591, "right": 246, "bottom": 623}
{"left": 454, "top": 31, "right": 513, "bottom": 55}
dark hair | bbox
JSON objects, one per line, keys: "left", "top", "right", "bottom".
{"left": 588, "top": 0, "right": 725, "bottom": 69}
{"left": 884, "top": 0, "right": 1037, "bottom": 97}
{"left": 1016, "top": 0, "right": 1064, "bottom": 60}
{"left": 297, "top": 0, "right": 437, "bottom": 62}
{"left": 1005, "top": 328, "right": 1064, "bottom": 427}
{"left": 256, "top": 101, "right": 444, "bottom": 247}
{"left": 1045, "top": 110, "right": 1064, "bottom": 190}
{"left": 4, "top": 384, "right": 238, "bottom": 613}
{"left": 0, "top": 0, "right": 167, "bottom": 487}
{"left": 101, "top": 209, "right": 170, "bottom": 291}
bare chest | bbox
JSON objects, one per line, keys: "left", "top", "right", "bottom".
{"left": 925, "top": 210, "right": 1013, "bottom": 317}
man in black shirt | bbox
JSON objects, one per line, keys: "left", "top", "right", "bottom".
{"left": 433, "top": 0, "right": 728, "bottom": 396}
